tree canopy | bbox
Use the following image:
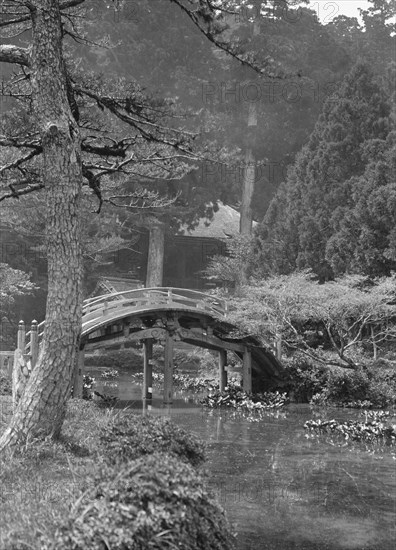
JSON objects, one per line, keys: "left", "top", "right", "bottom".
{"left": 258, "top": 61, "right": 395, "bottom": 279}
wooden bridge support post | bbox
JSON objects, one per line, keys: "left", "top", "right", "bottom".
{"left": 17, "top": 320, "right": 25, "bottom": 352}
{"left": 275, "top": 334, "right": 282, "bottom": 360}
{"left": 218, "top": 349, "right": 227, "bottom": 391}
{"left": 163, "top": 332, "right": 174, "bottom": 405}
{"left": 243, "top": 347, "right": 252, "bottom": 393}
{"left": 143, "top": 339, "right": 153, "bottom": 400}
{"left": 73, "top": 345, "right": 85, "bottom": 398}
{"left": 30, "top": 320, "right": 39, "bottom": 369}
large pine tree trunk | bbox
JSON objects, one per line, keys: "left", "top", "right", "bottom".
{"left": 0, "top": 0, "right": 83, "bottom": 449}
{"left": 146, "top": 220, "right": 165, "bottom": 287}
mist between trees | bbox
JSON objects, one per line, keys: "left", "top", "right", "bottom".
{"left": 0, "top": 239, "right": 124, "bottom": 265}
{"left": 201, "top": 160, "right": 288, "bottom": 185}
{"left": 0, "top": 242, "right": 43, "bottom": 265}
{"left": 202, "top": 80, "right": 339, "bottom": 104}
{"left": 110, "top": 1, "right": 341, "bottom": 26}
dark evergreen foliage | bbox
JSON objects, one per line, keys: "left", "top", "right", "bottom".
{"left": 259, "top": 62, "right": 395, "bottom": 279}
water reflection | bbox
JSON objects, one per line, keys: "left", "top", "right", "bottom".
{"left": 87, "top": 367, "right": 395, "bottom": 550}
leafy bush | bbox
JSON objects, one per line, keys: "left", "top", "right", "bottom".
{"left": 325, "top": 367, "right": 370, "bottom": 403}
{"left": 44, "top": 453, "right": 235, "bottom": 550}
{"left": 284, "top": 353, "right": 396, "bottom": 407}
{"left": 322, "top": 366, "right": 395, "bottom": 407}
{"left": 364, "top": 363, "right": 396, "bottom": 408}
{"left": 99, "top": 413, "right": 206, "bottom": 467}
{"left": 0, "top": 375, "right": 12, "bottom": 396}
{"left": 282, "top": 354, "right": 329, "bottom": 402}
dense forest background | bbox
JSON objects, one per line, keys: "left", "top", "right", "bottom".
{"left": 1, "top": 0, "right": 395, "bottom": 348}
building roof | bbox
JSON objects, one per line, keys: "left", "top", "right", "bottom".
{"left": 89, "top": 276, "right": 144, "bottom": 297}
{"left": 179, "top": 202, "right": 256, "bottom": 239}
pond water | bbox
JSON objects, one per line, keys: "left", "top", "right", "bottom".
{"left": 88, "top": 367, "right": 396, "bottom": 550}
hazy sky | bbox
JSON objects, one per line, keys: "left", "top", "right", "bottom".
{"left": 307, "top": 0, "right": 370, "bottom": 22}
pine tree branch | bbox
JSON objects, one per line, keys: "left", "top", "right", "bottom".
{"left": 0, "top": 181, "right": 44, "bottom": 201}
{"left": 0, "top": 0, "right": 86, "bottom": 28}
{"left": 0, "top": 44, "right": 29, "bottom": 65}
{"left": 169, "top": 0, "right": 292, "bottom": 78}
{"left": 0, "top": 148, "right": 41, "bottom": 174}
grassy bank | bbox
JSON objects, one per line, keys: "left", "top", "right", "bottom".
{"left": 0, "top": 399, "right": 235, "bottom": 550}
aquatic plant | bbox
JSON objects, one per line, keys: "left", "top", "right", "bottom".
{"left": 101, "top": 368, "right": 119, "bottom": 379}
{"left": 304, "top": 417, "right": 396, "bottom": 443}
{"left": 201, "top": 383, "right": 288, "bottom": 412}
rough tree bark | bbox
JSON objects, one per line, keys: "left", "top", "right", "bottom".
{"left": 146, "top": 219, "right": 165, "bottom": 287}
{"left": 0, "top": 0, "right": 83, "bottom": 449}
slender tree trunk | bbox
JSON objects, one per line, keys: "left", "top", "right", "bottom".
{"left": 240, "top": 146, "right": 255, "bottom": 235}
{"left": 146, "top": 220, "right": 165, "bottom": 287}
{"left": 371, "top": 324, "right": 378, "bottom": 360}
{"left": 239, "top": 7, "right": 260, "bottom": 236}
{"left": 0, "top": 0, "right": 83, "bottom": 449}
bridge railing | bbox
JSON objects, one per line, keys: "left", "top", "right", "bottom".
{"left": 82, "top": 287, "right": 227, "bottom": 325}
{"left": 24, "top": 287, "right": 227, "bottom": 352}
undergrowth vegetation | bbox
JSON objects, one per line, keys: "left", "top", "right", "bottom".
{"left": 0, "top": 400, "right": 234, "bottom": 550}
{"left": 99, "top": 413, "right": 206, "bottom": 467}
{"left": 283, "top": 353, "right": 396, "bottom": 408}
{"left": 45, "top": 453, "right": 234, "bottom": 550}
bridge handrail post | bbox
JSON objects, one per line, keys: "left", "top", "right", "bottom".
{"left": 30, "top": 320, "right": 39, "bottom": 369}
{"left": 17, "top": 320, "right": 25, "bottom": 352}
{"left": 167, "top": 288, "right": 172, "bottom": 305}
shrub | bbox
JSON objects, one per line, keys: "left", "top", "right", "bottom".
{"left": 44, "top": 453, "right": 235, "bottom": 550}
{"left": 282, "top": 354, "right": 329, "bottom": 402}
{"left": 364, "top": 363, "right": 396, "bottom": 408}
{"left": 323, "top": 365, "right": 395, "bottom": 407}
{"left": 283, "top": 353, "right": 396, "bottom": 407}
{"left": 325, "top": 367, "right": 370, "bottom": 403}
{"left": 99, "top": 413, "right": 206, "bottom": 467}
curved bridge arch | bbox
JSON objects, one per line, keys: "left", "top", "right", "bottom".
{"left": 25, "top": 288, "right": 286, "bottom": 397}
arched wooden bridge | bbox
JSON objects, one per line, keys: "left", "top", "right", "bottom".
{"left": 22, "top": 288, "right": 286, "bottom": 403}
